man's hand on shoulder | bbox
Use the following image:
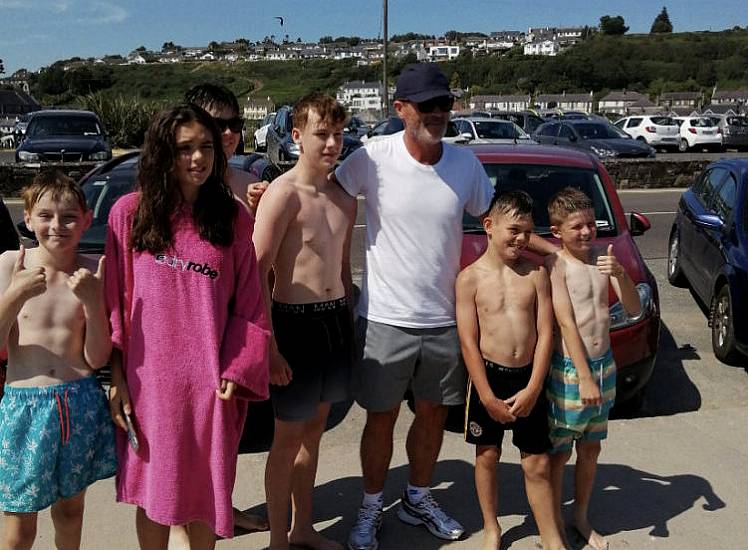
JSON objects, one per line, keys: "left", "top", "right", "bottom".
{"left": 68, "top": 255, "right": 105, "bottom": 309}
{"left": 5, "top": 245, "right": 46, "bottom": 303}
{"left": 246, "top": 181, "right": 270, "bottom": 216}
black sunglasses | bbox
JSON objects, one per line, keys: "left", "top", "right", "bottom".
{"left": 212, "top": 116, "right": 244, "bottom": 133}
{"left": 414, "top": 96, "right": 454, "bottom": 113}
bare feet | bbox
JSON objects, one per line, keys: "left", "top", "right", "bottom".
{"left": 481, "top": 528, "right": 501, "bottom": 550}
{"left": 233, "top": 507, "right": 269, "bottom": 532}
{"left": 573, "top": 518, "right": 608, "bottom": 550}
{"left": 288, "top": 527, "right": 344, "bottom": 550}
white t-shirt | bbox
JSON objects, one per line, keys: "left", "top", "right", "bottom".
{"left": 336, "top": 131, "right": 494, "bottom": 328}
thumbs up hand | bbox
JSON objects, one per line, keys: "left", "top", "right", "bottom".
{"left": 596, "top": 243, "right": 625, "bottom": 279}
{"left": 7, "top": 245, "right": 47, "bottom": 302}
{"left": 68, "top": 255, "right": 106, "bottom": 308}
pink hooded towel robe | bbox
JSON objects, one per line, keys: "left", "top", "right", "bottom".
{"left": 104, "top": 193, "right": 269, "bottom": 538}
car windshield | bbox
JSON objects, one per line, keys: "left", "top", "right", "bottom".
{"left": 472, "top": 121, "right": 528, "bottom": 139}
{"left": 463, "top": 163, "right": 616, "bottom": 236}
{"left": 526, "top": 116, "right": 544, "bottom": 133}
{"left": 726, "top": 116, "right": 748, "bottom": 126}
{"left": 689, "top": 118, "right": 714, "bottom": 127}
{"left": 27, "top": 116, "right": 102, "bottom": 137}
{"left": 650, "top": 117, "right": 677, "bottom": 126}
{"left": 574, "top": 123, "right": 622, "bottom": 140}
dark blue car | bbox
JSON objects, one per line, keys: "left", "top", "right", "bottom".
{"left": 667, "top": 159, "right": 748, "bottom": 364}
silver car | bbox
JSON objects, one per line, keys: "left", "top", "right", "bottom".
{"left": 707, "top": 114, "right": 748, "bottom": 152}
{"left": 452, "top": 117, "right": 535, "bottom": 145}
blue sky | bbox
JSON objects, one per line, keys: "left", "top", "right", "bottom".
{"left": 1, "top": 0, "right": 746, "bottom": 75}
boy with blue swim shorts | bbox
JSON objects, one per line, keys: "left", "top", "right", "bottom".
{"left": 544, "top": 187, "right": 641, "bottom": 550}
{"left": 0, "top": 171, "right": 115, "bottom": 548}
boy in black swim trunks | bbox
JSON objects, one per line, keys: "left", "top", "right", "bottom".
{"left": 252, "top": 92, "right": 356, "bottom": 550}
{"left": 455, "top": 191, "right": 566, "bottom": 550}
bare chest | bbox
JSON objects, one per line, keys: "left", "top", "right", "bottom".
{"left": 565, "top": 262, "right": 608, "bottom": 307}
{"left": 476, "top": 273, "right": 536, "bottom": 315}
{"left": 292, "top": 199, "right": 349, "bottom": 252}
{"left": 19, "top": 280, "right": 83, "bottom": 330}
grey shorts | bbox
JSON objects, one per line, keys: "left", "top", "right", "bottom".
{"left": 354, "top": 318, "right": 466, "bottom": 412}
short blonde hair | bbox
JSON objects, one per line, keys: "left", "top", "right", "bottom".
{"left": 547, "top": 187, "right": 593, "bottom": 226}
{"left": 22, "top": 170, "right": 87, "bottom": 213}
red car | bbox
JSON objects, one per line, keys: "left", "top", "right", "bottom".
{"left": 462, "top": 144, "right": 660, "bottom": 407}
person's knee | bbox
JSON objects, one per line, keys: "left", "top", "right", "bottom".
{"left": 365, "top": 407, "right": 400, "bottom": 434}
{"left": 475, "top": 445, "right": 500, "bottom": 465}
{"left": 51, "top": 497, "right": 84, "bottom": 529}
{"left": 413, "top": 399, "right": 448, "bottom": 427}
{"left": 4, "top": 514, "right": 37, "bottom": 547}
{"left": 576, "top": 440, "right": 601, "bottom": 461}
{"left": 521, "top": 453, "right": 551, "bottom": 482}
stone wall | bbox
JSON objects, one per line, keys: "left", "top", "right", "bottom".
{"left": 602, "top": 158, "right": 709, "bottom": 189}
{"left": 0, "top": 163, "right": 98, "bottom": 196}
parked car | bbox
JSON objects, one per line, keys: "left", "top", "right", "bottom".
{"left": 344, "top": 115, "right": 370, "bottom": 138}
{"left": 252, "top": 112, "right": 276, "bottom": 152}
{"left": 614, "top": 115, "right": 680, "bottom": 150}
{"left": 706, "top": 114, "right": 748, "bottom": 152}
{"left": 266, "top": 105, "right": 362, "bottom": 166}
{"left": 673, "top": 116, "right": 722, "bottom": 152}
{"left": 461, "top": 144, "right": 660, "bottom": 406}
{"left": 12, "top": 112, "right": 33, "bottom": 144}
{"left": 667, "top": 159, "right": 748, "bottom": 364}
{"left": 452, "top": 117, "right": 535, "bottom": 144}
{"left": 15, "top": 110, "right": 111, "bottom": 164}
{"left": 359, "top": 116, "right": 468, "bottom": 145}
{"left": 489, "top": 111, "right": 546, "bottom": 135}
{"left": 533, "top": 119, "right": 656, "bottom": 159}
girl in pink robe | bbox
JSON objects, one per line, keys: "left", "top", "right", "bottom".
{"left": 105, "top": 104, "right": 269, "bottom": 547}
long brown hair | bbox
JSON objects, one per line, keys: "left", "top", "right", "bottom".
{"left": 130, "top": 104, "right": 237, "bottom": 253}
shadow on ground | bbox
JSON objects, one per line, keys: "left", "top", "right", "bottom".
{"left": 236, "top": 459, "right": 725, "bottom": 549}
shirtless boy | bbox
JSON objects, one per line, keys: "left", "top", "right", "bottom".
{"left": 0, "top": 171, "right": 116, "bottom": 549}
{"left": 545, "top": 187, "right": 641, "bottom": 550}
{"left": 456, "top": 191, "right": 566, "bottom": 550}
{"left": 253, "top": 92, "right": 356, "bottom": 550}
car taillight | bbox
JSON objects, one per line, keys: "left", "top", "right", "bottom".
{"left": 688, "top": 128, "right": 697, "bottom": 134}
{"left": 717, "top": 128, "right": 723, "bottom": 134}
{"left": 645, "top": 126, "right": 656, "bottom": 133}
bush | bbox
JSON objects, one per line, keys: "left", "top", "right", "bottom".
{"left": 77, "top": 92, "right": 164, "bottom": 148}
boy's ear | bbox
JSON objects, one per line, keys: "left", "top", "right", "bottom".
{"left": 550, "top": 224, "right": 561, "bottom": 239}
{"left": 291, "top": 127, "right": 301, "bottom": 144}
{"left": 82, "top": 209, "right": 93, "bottom": 230}
{"left": 23, "top": 210, "right": 32, "bottom": 232}
{"left": 482, "top": 215, "right": 493, "bottom": 236}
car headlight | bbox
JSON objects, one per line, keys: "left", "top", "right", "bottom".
{"left": 89, "top": 151, "right": 110, "bottom": 161}
{"left": 609, "top": 283, "right": 655, "bottom": 330}
{"left": 288, "top": 143, "right": 300, "bottom": 156}
{"left": 18, "top": 151, "right": 39, "bottom": 161}
{"left": 590, "top": 146, "right": 617, "bottom": 158}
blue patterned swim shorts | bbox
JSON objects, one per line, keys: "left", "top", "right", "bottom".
{"left": 0, "top": 375, "right": 117, "bottom": 512}
{"left": 546, "top": 349, "right": 616, "bottom": 453}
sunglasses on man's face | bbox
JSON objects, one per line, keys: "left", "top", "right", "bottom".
{"left": 212, "top": 116, "right": 244, "bottom": 133}
{"left": 414, "top": 96, "right": 454, "bottom": 113}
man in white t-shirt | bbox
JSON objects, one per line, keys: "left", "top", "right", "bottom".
{"left": 335, "top": 63, "right": 495, "bottom": 550}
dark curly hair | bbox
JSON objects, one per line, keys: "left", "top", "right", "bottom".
{"left": 130, "top": 103, "right": 237, "bottom": 253}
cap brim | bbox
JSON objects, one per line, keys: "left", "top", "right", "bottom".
{"left": 395, "top": 89, "right": 454, "bottom": 103}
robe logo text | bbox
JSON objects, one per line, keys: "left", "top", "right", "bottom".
{"left": 154, "top": 254, "right": 219, "bottom": 279}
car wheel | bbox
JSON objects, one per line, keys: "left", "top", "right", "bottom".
{"left": 711, "top": 285, "right": 741, "bottom": 365}
{"left": 678, "top": 138, "right": 689, "bottom": 153}
{"left": 667, "top": 229, "right": 687, "bottom": 287}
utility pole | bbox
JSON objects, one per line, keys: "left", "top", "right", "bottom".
{"left": 382, "top": 0, "right": 388, "bottom": 118}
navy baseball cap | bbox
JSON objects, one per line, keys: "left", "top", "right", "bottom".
{"left": 394, "top": 63, "right": 453, "bottom": 103}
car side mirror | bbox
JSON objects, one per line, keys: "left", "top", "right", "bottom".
{"left": 460, "top": 132, "right": 474, "bottom": 141}
{"left": 693, "top": 213, "right": 725, "bottom": 232}
{"left": 628, "top": 212, "right": 651, "bottom": 236}
{"left": 16, "top": 221, "right": 36, "bottom": 241}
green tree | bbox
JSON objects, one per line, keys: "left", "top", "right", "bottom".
{"left": 650, "top": 7, "right": 673, "bottom": 33}
{"left": 599, "top": 15, "right": 629, "bottom": 35}
{"left": 0, "top": 59, "right": 4, "bottom": 75}
{"left": 449, "top": 71, "right": 462, "bottom": 90}
{"left": 319, "top": 36, "right": 334, "bottom": 44}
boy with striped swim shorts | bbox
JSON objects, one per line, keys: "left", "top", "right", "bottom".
{"left": 0, "top": 171, "right": 116, "bottom": 548}
{"left": 545, "top": 187, "right": 641, "bottom": 550}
